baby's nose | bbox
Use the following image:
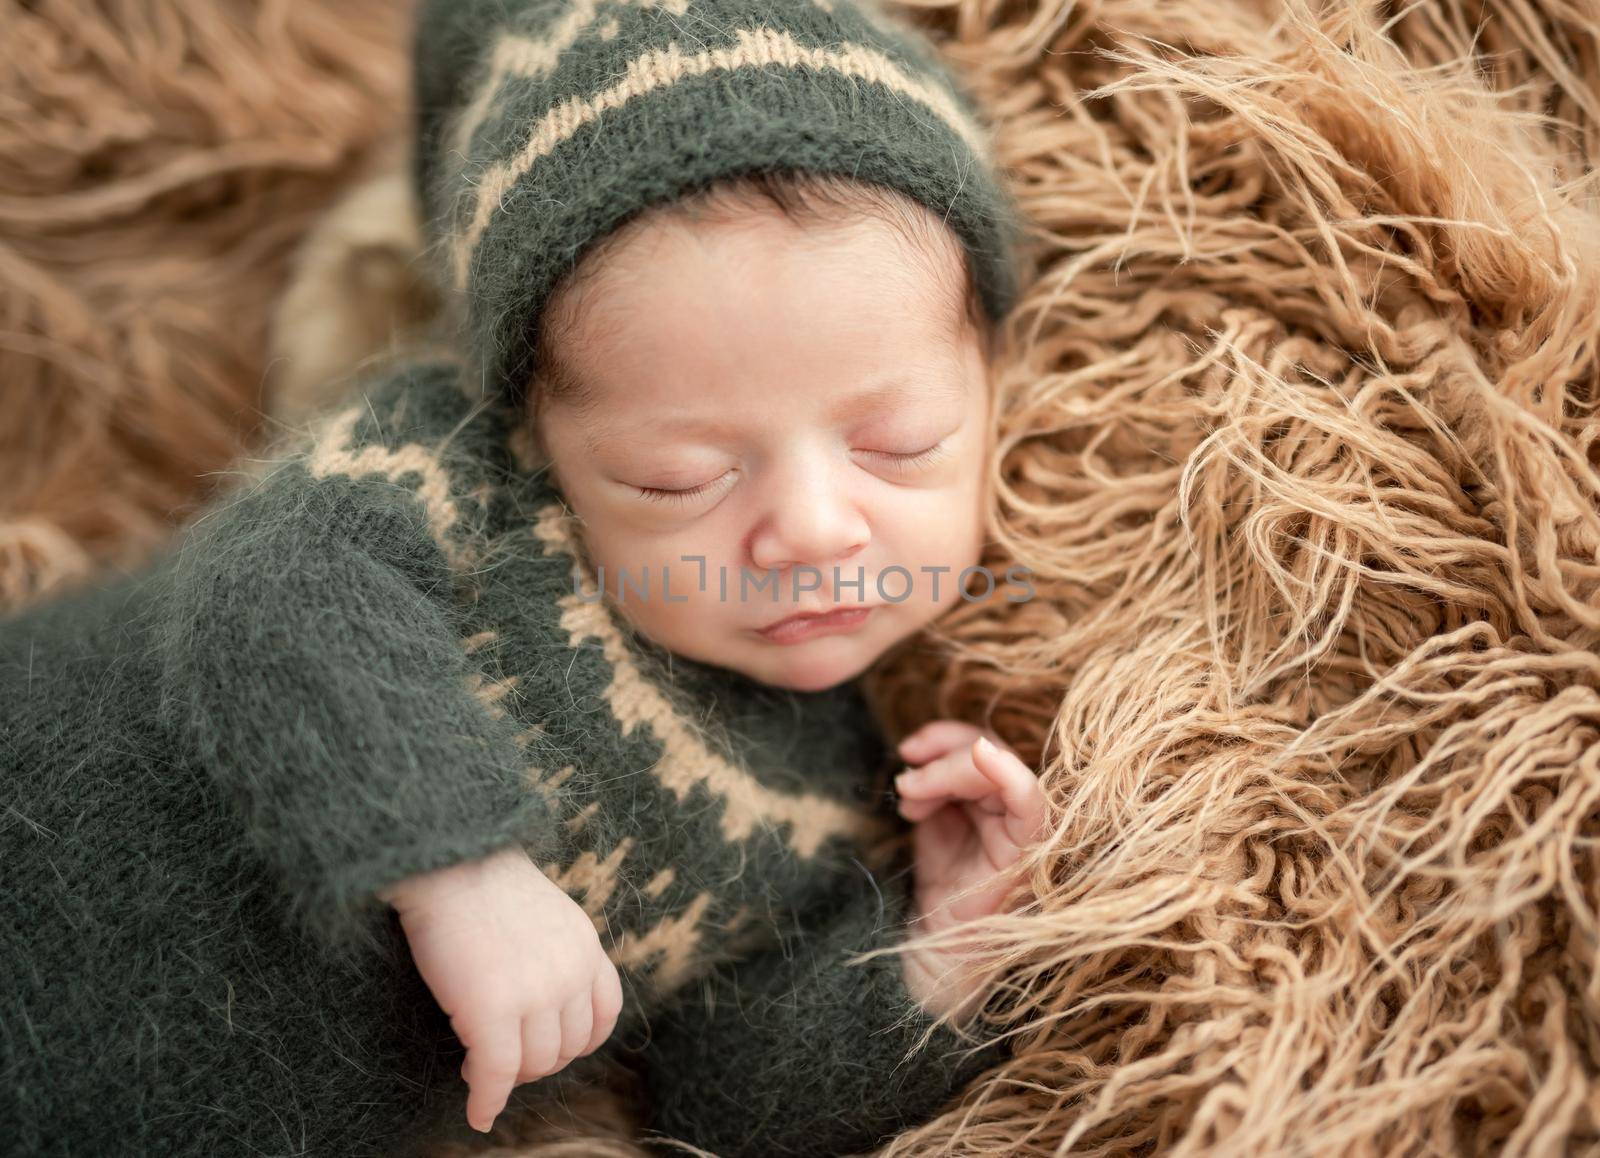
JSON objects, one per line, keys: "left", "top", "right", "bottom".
{"left": 747, "top": 492, "right": 870, "bottom": 574}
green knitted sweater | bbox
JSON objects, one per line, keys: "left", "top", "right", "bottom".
{"left": 0, "top": 359, "right": 1006, "bottom": 1157}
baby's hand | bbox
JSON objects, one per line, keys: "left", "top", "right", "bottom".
{"left": 377, "top": 845, "right": 624, "bottom": 1134}
{"left": 893, "top": 721, "right": 1048, "bottom": 1022}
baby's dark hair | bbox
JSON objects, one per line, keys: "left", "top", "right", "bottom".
{"left": 526, "top": 170, "right": 992, "bottom": 435}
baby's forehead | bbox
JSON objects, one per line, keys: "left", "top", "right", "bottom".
{"left": 540, "top": 337, "right": 978, "bottom": 455}
{"left": 572, "top": 267, "right": 971, "bottom": 372}
{"left": 564, "top": 364, "right": 973, "bottom": 461}
{"left": 581, "top": 204, "right": 969, "bottom": 314}
{"left": 534, "top": 212, "right": 982, "bottom": 416}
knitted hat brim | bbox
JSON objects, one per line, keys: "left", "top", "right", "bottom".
{"left": 430, "top": 20, "right": 1022, "bottom": 401}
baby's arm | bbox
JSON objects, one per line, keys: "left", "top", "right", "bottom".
{"left": 893, "top": 722, "right": 1049, "bottom": 1023}
{"left": 157, "top": 358, "right": 907, "bottom": 1137}
{"left": 156, "top": 362, "right": 567, "bottom": 961}
{"left": 632, "top": 722, "right": 1046, "bottom": 1157}
{"left": 378, "top": 845, "right": 623, "bottom": 1133}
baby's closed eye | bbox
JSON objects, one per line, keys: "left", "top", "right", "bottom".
{"left": 622, "top": 433, "right": 959, "bottom": 508}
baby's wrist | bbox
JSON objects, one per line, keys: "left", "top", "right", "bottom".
{"left": 377, "top": 843, "right": 537, "bottom": 908}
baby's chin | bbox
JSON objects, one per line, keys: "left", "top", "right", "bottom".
{"left": 707, "top": 636, "right": 881, "bottom": 692}
{"left": 745, "top": 645, "right": 877, "bottom": 692}
{"left": 634, "top": 614, "right": 892, "bottom": 692}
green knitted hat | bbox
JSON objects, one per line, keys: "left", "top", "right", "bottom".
{"left": 412, "top": 0, "right": 1024, "bottom": 404}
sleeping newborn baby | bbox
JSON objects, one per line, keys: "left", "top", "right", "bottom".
{"left": 0, "top": 0, "right": 1044, "bottom": 1154}
{"left": 392, "top": 167, "right": 1049, "bottom": 1138}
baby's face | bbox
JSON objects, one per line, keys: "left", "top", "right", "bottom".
{"left": 535, "top": 208, "right": 992, "bottom": 692}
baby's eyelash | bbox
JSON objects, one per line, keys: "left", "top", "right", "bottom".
{"left": 869, "top": 440, "right": 950, "bottom": 469}
{"left": 636, "top": 476, "right": 726, "bottom": 504}
{"left": 634, "top": 442, "right": 948, "bottom": 504}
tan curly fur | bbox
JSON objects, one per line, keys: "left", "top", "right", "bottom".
{"left": 5, "top": 0, "right": 1600, "bottom": 1153}
{"left": 865, "top": 0, "right": 1600, "bottom": 1153}
{"left": 0, "top": 0, "right": 415, "bottom": 608}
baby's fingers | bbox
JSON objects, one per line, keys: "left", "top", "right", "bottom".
{"left": 556, "top": 994, "right": 594, "bottom": 1071}
{"left": 897, "top": 720, "right": 986, "bottom": 765}
{"left": 462, "top": 1020, "right": 523, "bottom": 1133}
{"left": 971, "top": 736, "right": 1049, "bottom": 845}
{"left": 895, "top": 747, "right": 1003, "bottom": 815}
{"left": 586, "top": 963, "right": 624, "bottom": 1056}
{"left": 518, "top": 1006, "right": 562, "bottom": 1083}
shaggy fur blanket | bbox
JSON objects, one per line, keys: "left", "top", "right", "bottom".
{"left": 4, "top": 0, "right": 1599, "bottom": 1154}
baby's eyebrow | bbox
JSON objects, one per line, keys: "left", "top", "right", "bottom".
{"left": 583, "top": 375, "right": 966, "bottom": 453}
{"left": 583, "top": 413, "right": 737, "bottom": 454}
{"left": 830, "top": 376, "right": 967, "bottom": 425}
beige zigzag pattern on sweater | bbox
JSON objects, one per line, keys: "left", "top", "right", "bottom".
{"left": 305, "top": 404, "right": 479, "bottom": 572}
{"left": 305, "top": 402, "right": 861, "bottom": 988}
{"left": 532, "top": 499, "right": 881, "bottom": 858}
{"left": 544, "top": 838, "right": 637, "bottom": 917}
{"left": 609, "top": 890, "right": 716, "bottom": 990}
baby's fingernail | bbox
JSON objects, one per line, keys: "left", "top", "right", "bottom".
{"left": 975, "top": 736, "right": 995, "bottom": 755}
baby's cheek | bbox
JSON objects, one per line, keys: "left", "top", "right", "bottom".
{"left": 904, "top": 494, "right": 986, "bottom": 602}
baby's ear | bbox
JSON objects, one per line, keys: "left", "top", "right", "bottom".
{"left": 506, "top": 416, "right": 553, "bottom": 475}
{"left": 531, "top": 427, "right": 563, "bottom": 482}
{"left": 525, "top": 382, "right": 562, "bottom": 456}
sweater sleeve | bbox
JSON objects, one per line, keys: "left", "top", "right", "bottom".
{"left": 630, "top": 851, "right": 1012, "bottom": 1157}
{"left": 155, "top": 454, "right": 567, "bottom": 963}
